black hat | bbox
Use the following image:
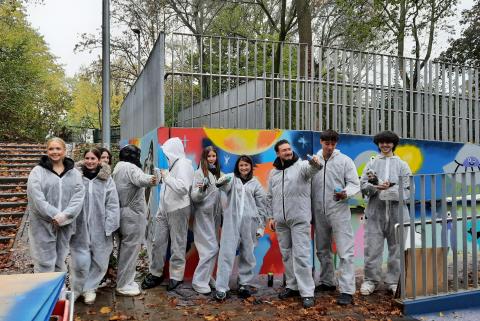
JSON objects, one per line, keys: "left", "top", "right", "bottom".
{"left": 119, "top": 145, "right": 142, "bottom": 168}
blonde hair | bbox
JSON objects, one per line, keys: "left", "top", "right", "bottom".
{"left": 46, "top": 137, "right": 66, "bottom": 151}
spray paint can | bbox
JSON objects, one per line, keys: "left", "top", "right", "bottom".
{"left": 334, "top": 187, "right": 343, "bottom": 201}
{"left": 267, "top": 272, "right": 274, "bottom": 287}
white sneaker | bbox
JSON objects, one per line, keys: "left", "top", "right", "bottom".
{"left": 388, "top": 284, "right": 398, "bottom": 295}
{"left": 83, "top": 290, "right": 96, "bottom": 305}
{"left": 360, "top": 281, "right": 377, "bottom": 295}
{"left": 116, "top": 282, "right": 141, "bottom": 296}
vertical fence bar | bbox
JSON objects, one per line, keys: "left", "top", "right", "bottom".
{"left": 441, "top": 174, "right": 448, "bottom": 293}
{"left": 394, "top": 57, "right": 400, "bottom": 134}
{"left": 326, "top": 51, "right": 330, "bottom": 130}
{"left": 471, "top": 171, "right": 478, "bottom": 288}
{"left": 452, "top": 173, "right": 458, "bottom": 292}
{"left": 288, "top": 45, "right": 292, "bottom": 129}
{"left": 431, "top": 174, "right": 438, "bottom": 294}
{"left": 236, "top": 39, "right": 240, "bottom": 128}
{"left": 296, "top": 44, "right": 301, "bottom": 130}
{"left": 190, "top": 38, "right": 194, "bottom": 127}
{"left": 420, "top": 175, "right": 427, "bottom": 296}
{"left": 410, "top": 175, "right": 417, "bottom": 298}
{"left": 227, "top": 38, "right": 231, "bottom": 127}
{"left": 409, "top": 59, "right": 414, "bottom": 138}
{"left": 245, "top": 40, "right": 249, "bottom": 128}
{"left": 380, "top": 55, "right": 385, "bottom": 132}
{"left": 218, "top": 37, "right": 222, "bottom": 127}
{"left": 461, "top": 69, "right": 467, "bottom": 141}
{"left": 475, "top": 70, "right": 479, "bottom": 143}
{"left": 319, "top": 46, "right": 323, "bottom": 131}
{"left": 342, "top": 50, "right": 347, "bottom": 132}
{"left": 423, "top": 60, "right": 428, "bottom": 139}
{"left": 388, "top": 56, "right": 392, "bottom": 131}
{"left": 461, "top": 172, "right": 468, "bottom": 289}
{"left": 254, "top": 40, "right": 258, "bottom": 128}
{"left": 435, "top": 63, "right": 440, "bottom": 140}
{"left": 209, "top": 37, "right": 213, "bottom": 127}
{"left": 357, "top": 52, "right": 362, "bottom": 133}
{"left": 428, "top": 61, "right": 434, "bottom": 140}
{"left": 365, "top": 53, "right": 370, "bottom": 135}
{"left": 399, "top": 175, "right": 406, "bottom": 300}
{"left": 372, "top": 54, "right": 377, "bottom": 135}
{"left": 448, "top": 65, "right": 453, "bottom": 141}
{"left": 333, "top": 50, "right": 338, "bottom": 131}
{"left": 455, "top": 66, "right": 460, "bottom": 141}
{"left": 349, "top": 51, "right": 354, "bottom": 133}
{"left": 468, "top": 68, "right": 473, "bottom": 142}
{"left": 270, "top": 42, "right": 275, "bottom": 129}
{"left": 180, "top": 35, "right": 185, "bottom": 126}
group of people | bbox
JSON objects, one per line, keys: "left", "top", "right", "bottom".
{"left": 27, "top": 130, "right": 411, "bottom": 309}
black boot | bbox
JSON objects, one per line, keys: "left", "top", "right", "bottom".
{"left": 141, "top": 273, "right": 164, "bottom": 290}
{"left": 167, "top": 279, "right": 183, "bottom": 291}
{"left": 238, "top": 285, "right": 252, "bottom": 299}
{"left": 336, "top": 293, "right": 353, "bottom": 306}
{"left": 302, "top": 297, "right": 315, "bottom": 308}
{"left": 278, "top": 288, "right": 300, "bottom": 300}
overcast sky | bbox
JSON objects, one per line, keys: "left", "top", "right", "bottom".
{"left": 25, "top": 0, "right": 474, "bottom": 78}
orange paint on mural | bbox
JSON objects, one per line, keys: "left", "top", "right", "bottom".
{"left": 257, "top": 130, "right": 282, "bottom": 149}
{"left": 253, "top": 162, "right": 274, "bottom": 189}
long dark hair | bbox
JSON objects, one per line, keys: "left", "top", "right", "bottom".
{"left": 200, "top": 146, "right": 220, "bottom": 179}
{"left": 98, "top": 147, "right": 112, "bottom": 165}
{"left": 83, "top": 148, "right": 102, "bottom": 160}
{"left": 234, "top": 155, "right": 254, "bottom": 181}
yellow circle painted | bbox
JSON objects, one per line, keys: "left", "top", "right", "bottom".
{"left": 204, "top": 128, "right": 283, "bottom": 155}
{"left": 396, "top": 145, "right": 423, "bottom": 173}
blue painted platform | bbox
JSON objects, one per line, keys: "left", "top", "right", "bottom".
{"left": 402, "top": 289, "right": 480, "bottom": 315}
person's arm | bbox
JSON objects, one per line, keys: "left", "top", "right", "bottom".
{"left": 253, "top": 179, "right": 268, "bottom": 222}
{"left": 57, "top": 170, "right": 86, "bottom": 225}
{"left": 27, "top": 167, "right": 60, "bottom": 220}
{"left": 344, "top": 158, "right": 360, "bottom": 198}
{"left": 399, "top": 160, "right": 412, "bottom": 200}
{"left": 300, "top": 157, "right": 322, "bottom": 180}
{"left": 104, "top": 177, "right": 120, "bottom": 236}
{"left": 190, "top": 170, "right": 206, "bottom": 203}
{"left": 265, "top": 171, "right": 276, "bottom": 231}
{"left": 163, "top": 160, "right": 193, "bottom": 196}
{"left": 127, "top": 164, "right": 157, "bottom": 187}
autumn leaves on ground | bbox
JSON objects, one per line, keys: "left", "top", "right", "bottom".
{"left": 74, "top": 279, "right": 405, "bottom": 321}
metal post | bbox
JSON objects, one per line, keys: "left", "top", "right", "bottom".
{"left": 132, "top": 28, "right": 141, "bottom": 75}
{"left": 102, "top": 0, "right": 110, "bottom": 148}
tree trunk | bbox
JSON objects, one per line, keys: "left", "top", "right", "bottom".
{"left": 294, "top": 0, "right": 312, "bottom": 78}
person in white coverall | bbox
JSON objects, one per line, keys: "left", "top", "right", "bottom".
{"left": 266, "top": 139, "right": 323, "bottom": 309}
{"left": 142, "top": 137, "right": 194, "bottom": 291}
{"left": 213, "top": 155, "right": 267, "bottom": 301}
{"left": 311, "top": 130, "right": 360, "bottom": 306}
{"left": 360, "top": 130, "right": 412, "bottom": 296}
{"left": 112, "top": 145, "right": 158, "bottom": 296}
{"left": 190, "top": 146, "right": 223, "bottom": 295}
{"left": 27, "top": 137, "right": 85, "bottom": 274}
{"left": 70, "top": 148, "right": 120, "bottom": 305}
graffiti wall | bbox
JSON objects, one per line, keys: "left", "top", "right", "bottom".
{"left": 120, "top": 127, "right": 480, "bottom": 277}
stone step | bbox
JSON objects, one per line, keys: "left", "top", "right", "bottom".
{"left": 0, "top": 212, "right": 25, "bottom": 218}
{"left": 0, "top": 184, "right": 27, "bottom": 191}
{"left": 0, "top": 158, "right": 39, "bottom": 163}
{"left": 0, "top": 224, "right": 17, "bottom": 231}
{"left": 0, "top": 236, "right": 13, "bottom": 243}
{"left": 0, "top": 148, "right": 44, "bottom": 153}
{"left": 0, "top": 193, "right": 26, "bottom": 198}
{"left": 0, "top": 144, "right": 44, "bottom": 149}
{"left": 0, "top": 164, "right": 35, "bottom": 168}
{"left": 0, "top": 169, "right": 31, "bottom": 175}
{"left": 0, "top": 154, "right": 44, "bottom": 158}
{"left": 0, "top": 177, "right": 28, "bottom": 183}
{"left": 0, "top": 202, "right": 28, "bottom": 209}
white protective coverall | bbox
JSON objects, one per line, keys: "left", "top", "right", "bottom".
{"left": 112, "top": 161, "right": 156, "bottom": 291}
{"left": 311, "top": 149, "right": 360, "bottom": 295}
{"left": 360, "top": 154, "right": 411, "bottom": 287}
{"left": 266, "top": 154, "right": 321, "bottom": 298}
{"left": 147, "top": 137, "right": 194, "bottom": 281}
{"left": 70, "top": 162, "right": 120, "bottom": 295}
{"left": 215, "top": 175, "right": 267, "bottom": 293}
{"left": 190, "top": 168, "right": 222, "bottom": 294}
{"left": 27, "top": 156, "right": 85, "bottom": 272}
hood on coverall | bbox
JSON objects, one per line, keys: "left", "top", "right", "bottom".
{"left": 162, "top": 137, "right": 185, "bottom": 167}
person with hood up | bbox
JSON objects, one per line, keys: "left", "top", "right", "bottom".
{"left": 27, "top": 137, "right": 85, "bottom": 273}
{"left": 311, "top": 130, "right": 360, "bottom": 306}
{"left": 190, "top": 146, "right": 223, "bottom": 295}
{"left": 266, "top": 139, "right": 323, "bottom": 309}
{"left": 70, "top": 148, "right": 120, "bottom": 304}
{"left": 142, "top": 137, "right": 194, "bottom": 291}
{"left": 359, "top": 130, "right": 412, "bottom": 296}
{"left": 112, "top": 144, "right": 159, "bottom": 296}
{"left": 213, "top": 155, "right": 267, "bottom": 301}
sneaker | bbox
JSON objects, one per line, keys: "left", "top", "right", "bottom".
{"left": 116, "top": 282, "right": 141, "bottom": 296}
{"left": 388, "top": 283, "right": 398, "bottom": 295}
{"left": 278, "top": 288, "right": 300, "bottom": 300}
{"left": 315, "top": 284, "right": 337, "bottom": 292}
{"left": 336, "top": 293, "right": 353, "bottom": 305}
{"left": 360, "top": 281, "right": 377, "bottom": 296}
{"left": 238, "top": 285, "right": 252, "bottom": 299}
{"left": 167, "top": 279, "right": 183, "bottom": 291}
{"left": 83, "top": 290, "right": 96, "bottom": 305}
{"left": 302, "top": 297, "right": 315, "bottom": 308}
{"left": 141, "top": 273, "right": 164, "bottom": 290}
{"left": 214, "top": 290, "right": 227, "bottom": 301}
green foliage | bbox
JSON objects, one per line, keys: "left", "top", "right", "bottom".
{"left": 439, "top": 1, "right": 480, "bottom": 67}
{"left": 0, "top": 1, "right": 71, "bottom": 141}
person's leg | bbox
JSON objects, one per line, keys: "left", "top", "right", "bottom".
{"left": 84, "top": 235, "right": 113, "bottom": 291}
{"left": 167, "top": 206, "right": 190, "bottom": 281}
{"left": 237, "top": 216, "right": 256, "bottom": 287}
{"left": 290, "top": 219, "right": 315, "bottom": 298}
{"left": 330, "top": 212, "right": 355, "bottom": 295}
{"left": 276, "top": 221, "right": 298, "bottom": 291}
{"left": 214, "top": 210, "right": 239, "bottom": 294}
{"left": 29, "top": 214, "right": 57, "bottom": 272}
{"left": 314, "top": 210, "right": 335, "bottom": 288}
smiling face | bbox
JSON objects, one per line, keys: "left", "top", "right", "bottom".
{"left": 238, "top": 160, "right": 252, "bottom": 178}
{"left": 207, "top": 150, "right": 217, "bottom": 165}
{"left": 100, "top": 151, "right": 110, "bottom": 164}
{"left": 276, "top": 143, "right": 293, "bottom": 162}
{"left": 84, "top": 151, "right": 100, "bottom": 170}
{"left": 378, "top": 141, "right": 394, "bottom": 156}
{"left": 47, "top": 141, "right": 65, "bottom": 163}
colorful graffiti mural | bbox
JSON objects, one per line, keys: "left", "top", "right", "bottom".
{"left": 119, "top": 127, "right": 480, "bottom": 278}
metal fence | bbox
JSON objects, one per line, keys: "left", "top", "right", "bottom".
{"left": 396, "top": 172, "right": 480, "bottom": 301}
{"left": 120, "top": 32, "right": 480, "bottom": 143}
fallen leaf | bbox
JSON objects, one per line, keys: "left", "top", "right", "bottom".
{"left": 204, "top": 315, "right": 216, "bottom": 321}
{"left": 100, "top": 306, "right": 112, "bottom": 314}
